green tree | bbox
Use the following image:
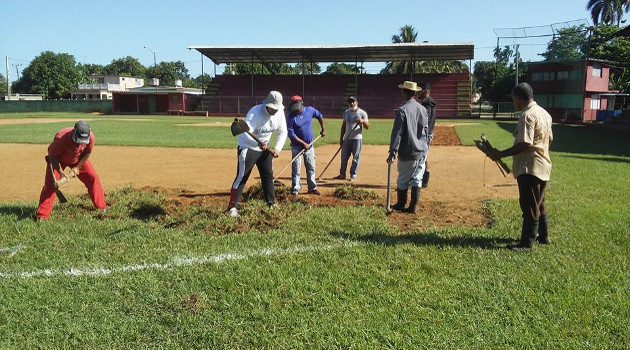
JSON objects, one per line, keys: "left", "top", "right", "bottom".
{"left": 417, "top": 60, "right": 470, "bottom": 73}
{"left": 383, "top": 25, "right": 418, "bottom": 74}
{"left": 473, "top": 43, "right": 526, "bottom": 102}
{"left": 76, "top": 63, "right": 104, "bottom": 83}
{"left": 586, "top": 0, "right": 630, "bottom": 26}
{"left": 323, "top": 63, "right": 361, "bottom": 74}
{"left": 228, "top": 62, "right": 293, "bottom": 75}
{"left": 193, "top": 73, "right": 212, "bottom": 88}
{"left": 590, "top": 24, "right": 630, "bottom": 91}
{"left": 12, "top": 51, "right": 81, "bottom": 99}
{"left": 0, "top": 73, "right": 7, "bottom": 95}
{"left": 540, "top": 26, "right": 589, "bottom": 61}
{"left": 292, "top": 62, "right": 321, "bottom": 75}
{"left": 493, "top": 45, "right": 514, "bottom": 66}
{"left": 153, "top": 61, "right": 190, "bottom": 87}
{"left": 104, "top": 56, "right": 147, "bottom": 77}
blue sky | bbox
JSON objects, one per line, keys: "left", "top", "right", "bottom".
{"left": 0, "top": 0, "right": 618, "bottom": 82}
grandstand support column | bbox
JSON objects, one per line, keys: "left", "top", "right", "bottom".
{"left": 250, "top": 53, "right": 254, "bottom": 98}
{"left": 201, "top": 52, "right": 205, "bottom": 92}
{"left": 355, "top": 55, "right": 358, "bottom": 96}
{"left": 301, "top": 56, "right": 305, "bottom": 98}
{"left": 469, "top": 59, "right": 473, "bottom": 103}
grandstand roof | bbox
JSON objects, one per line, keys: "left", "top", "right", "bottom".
{"left": 188, "top": 43, "right": 474, "bottom": 64}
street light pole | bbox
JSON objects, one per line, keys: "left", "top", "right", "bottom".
{"left": 144, "top": 45, "right": 157, "bottom": 93}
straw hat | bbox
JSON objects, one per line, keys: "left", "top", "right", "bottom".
{"left": 398, "top": 81, "right": 422, "bottom": 91}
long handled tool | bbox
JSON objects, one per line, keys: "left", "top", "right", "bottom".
{"left": 49, "top": 162, "right": 68, "bottom": 203}
{"left": 273, "top": 135, "right": 322, "bottom": 181}
{"left": 385, "top": 162, "right": 394, "bottom": 215}
{"left": 230, "top": 118, "right": 270, "bottom": 152}
{"left": 317, "top": 122, "right": 361, "bottom": 180}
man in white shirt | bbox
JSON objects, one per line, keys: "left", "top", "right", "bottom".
{"left": 226, "top": 91, "right": 288, "bottom": 217}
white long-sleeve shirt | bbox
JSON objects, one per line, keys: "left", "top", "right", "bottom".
{"left": 237, "top": 104, "right": 287, "bottom": 152}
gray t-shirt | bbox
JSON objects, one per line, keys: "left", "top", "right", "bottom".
{"left": 343, "top": 108, "right": 368, "bottom": 140}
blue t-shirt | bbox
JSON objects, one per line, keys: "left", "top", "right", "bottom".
{"left": 286, "top": 106, "right": 323, "bottom": 146}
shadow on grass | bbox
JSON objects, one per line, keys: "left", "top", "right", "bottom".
{"left": 496, "top": 122, "right": 630, "bottom": 157}
{"left": 0, "top": 205, "right": 36, "bottom": 220}
{"left": 333, "top": 231, "right": 514, "bottom": 250}
{"left": 562, "top": 154, "right": 630, "bottom": 164}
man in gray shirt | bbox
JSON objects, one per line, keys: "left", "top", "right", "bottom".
{"left": 336, "top": 96, "right": 369, "bottom": 181}
{"left": 387, "top": 81, "right": 429, "bottom": 213}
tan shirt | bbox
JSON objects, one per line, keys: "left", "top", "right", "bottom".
{"left": 512, "top": 101, "right": 553, "bottom": 181}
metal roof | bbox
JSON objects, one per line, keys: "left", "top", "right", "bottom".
{"left": 611, "top": 25, "right": 630, "bottom": 38}
{"left": 188, "top": 43, "right": 474, "bottom": 64}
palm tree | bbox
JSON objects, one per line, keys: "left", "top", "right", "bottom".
{"left": 384, "top": 25, "right": 418, "bottom": 74}
{"left": 586, "top": 0, "right": 630, "bottom": 26}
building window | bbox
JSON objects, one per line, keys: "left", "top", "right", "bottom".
{"left": 592, "top": 64, "right": 602, "bottom": 77}
{"left": 532, "top": 72, "right": 543, "bottom": 81}
{"left": 591, "top": 95, "right": 601, "bottom": 110}
{"left": 543, "top": 72, "right": 554, "bottom": 81}
{"left": 557, "top": 71, "right": 569, "bottom": 80}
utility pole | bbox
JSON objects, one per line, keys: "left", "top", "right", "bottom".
{"left": 144, "top": 45, "right": 158, "bottom": 93}
{"left": 5, "top": 56, "right": 10, "bottom": 100}
{"left": 515, "top": 44, "right": 520, "bottom": 86}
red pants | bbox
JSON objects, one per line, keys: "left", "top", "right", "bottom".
{"left": 36, "top": 160, "right": 106, "bottom": 220}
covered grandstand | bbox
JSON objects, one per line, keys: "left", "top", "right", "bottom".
{"left": 188, "top": 43, "right": 474, "bottom": 118}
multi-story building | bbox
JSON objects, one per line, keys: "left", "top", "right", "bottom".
{"left": 71, "top": 75, "right": 144, "bottom": 100}
{"left": 527, "top": 59, "right": 627, "bottom": 122}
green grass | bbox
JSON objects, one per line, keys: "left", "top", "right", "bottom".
{"left": 0, "top": 113, "right": 629, "bottom": 348}
{"left": 0, "top": 112, "right": 398, "bottom": 148}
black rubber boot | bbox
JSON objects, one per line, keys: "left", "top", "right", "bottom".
{"left": 537, "top": 214, "right": 550, "bottom": 244}
{"left": 422, "top": 170, "right": 430, "bottom": 188}
{"left": 392, "top": 188, "right": 407, "bottom": 211}
{"left": 507, "top": 219, "right": 539, "bottom": 251}
{"left": 405, "top": 186, "right": 421, "bottom": 213}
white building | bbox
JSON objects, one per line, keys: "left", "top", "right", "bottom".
{"left": 71, "top": 75, "right": 144, "bottom": 100}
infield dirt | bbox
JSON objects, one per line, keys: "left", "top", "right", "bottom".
{"left": 1, "top": 126, "right": 516, "bottom": 229}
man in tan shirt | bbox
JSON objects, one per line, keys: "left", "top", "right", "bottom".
{"left": 489, "top": 82, "right": 553, "bottom": 250}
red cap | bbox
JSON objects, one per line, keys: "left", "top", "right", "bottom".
{"left": 291, "top": 95, "right": 302, "bottom": 102}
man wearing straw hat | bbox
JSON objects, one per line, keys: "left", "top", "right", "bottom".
{"left": 386, "top": 81, "right": 429, "bottom": 213}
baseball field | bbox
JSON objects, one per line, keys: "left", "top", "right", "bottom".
{"left": 0, "top": 113, "right": 628, "bottom": 348}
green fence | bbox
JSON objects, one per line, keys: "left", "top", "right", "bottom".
{"left": 0, "top": 100, "right": 112, "bottom": 114}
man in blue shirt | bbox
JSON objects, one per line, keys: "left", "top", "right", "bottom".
{"left": 286, "top": 95, "right": 326, "bottom": 195}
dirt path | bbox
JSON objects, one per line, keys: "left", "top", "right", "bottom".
{"left": 0, "top": 127, "right": 517, "bottom": 228}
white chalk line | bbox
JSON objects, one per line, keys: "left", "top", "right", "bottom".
{"left": 0, "top": 241, "right": 358, "bottom": 279}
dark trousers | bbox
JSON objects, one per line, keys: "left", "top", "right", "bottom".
{"left": 517, "top": 174, "right": 547, "bottom": 223}
{"left": 228, "top": 147, "right": 275, "bottom": 209}
{"left": 517, "top": 174, "right": 548, "bottom": 246}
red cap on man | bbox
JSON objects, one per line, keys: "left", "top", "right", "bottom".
{"left": 289, "top": 95, "right": 303, "bottom": 111}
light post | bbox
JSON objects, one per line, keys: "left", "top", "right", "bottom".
{"left": 144, "top": 45, "right": 157, "bottom": 92}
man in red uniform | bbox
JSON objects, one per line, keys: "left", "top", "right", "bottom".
{"left": 35, "top": 120, "right": 106, "bottom": 220}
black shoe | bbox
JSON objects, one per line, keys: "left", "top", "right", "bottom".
{"left": 506, "top": 244, "right": 533, "bottom": 251}
{"left": 392, "top": 188, "right": 407, "bottom": 211}
{"left": 405, "top": 186, "right": 420, "bottom": 213}
{"left": 537, "top": 214, "right": 550, "bottom": 244}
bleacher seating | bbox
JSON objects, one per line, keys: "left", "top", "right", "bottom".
{"left": 194, "top": 74, "right": 470, "bottom": 118}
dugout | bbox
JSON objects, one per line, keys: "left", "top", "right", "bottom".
{"left": 188, "top": 43, "right": 474, "bottom": 118}
{"left": 112, "top": 86, "right": 204, "bottom": 115}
